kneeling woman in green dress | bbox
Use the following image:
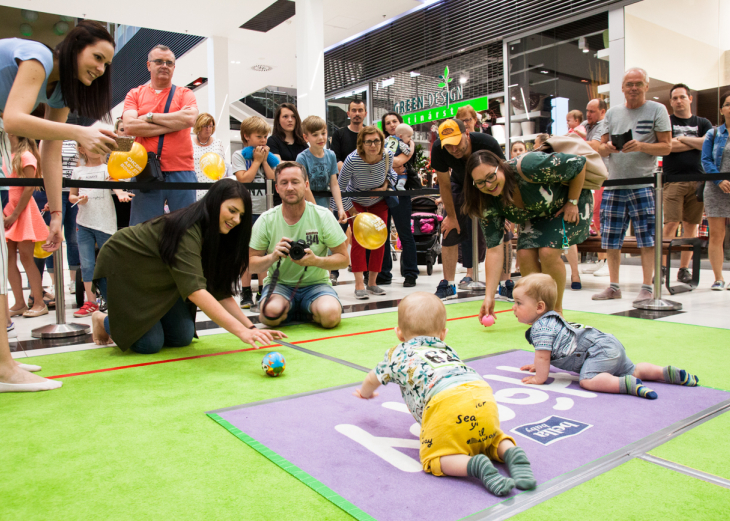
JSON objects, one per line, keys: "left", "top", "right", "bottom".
{"left": 463, "top": 150, "right": 591, "bottom": 317}
{"left": 92, "top": 179, "right": 285, "bottom": 353}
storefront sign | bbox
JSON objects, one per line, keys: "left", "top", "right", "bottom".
{"left": 393, "top": 66, "right": 464, "bottom": 114}
{"left": 378, "top": 95, "right": 490, "bottom": 129}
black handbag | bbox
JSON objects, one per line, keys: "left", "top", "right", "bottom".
{"left": 135, "top": 85, "right": 176, "bottom": 192}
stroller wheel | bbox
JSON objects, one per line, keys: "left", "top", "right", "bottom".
{"left": 427, "top": 260, "right": 433, "bottom": 276}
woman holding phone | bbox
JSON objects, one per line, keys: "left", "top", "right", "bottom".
{"left": 0, "top": 20, "right": 118, "bottom": 392}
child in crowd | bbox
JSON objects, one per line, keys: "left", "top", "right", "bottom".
{"left": 69, "top": 144, "right": 133, "bottom": 317}
{"left": 354, "top": 292, "right": 536, "bottom": 496}
{"left": 393, "top": 123, "right": 414, "bottom": 190}
{"left": 510, "top": 141, "right": 526, "bottom": 158}
{"left": 566, "top": 110, "right": 587, "bottom": 139}
{"left": 232, "top": 116, "right": 276, "bottom": 309}
{"left": 3, "top": 135, "right": 48, "bottom": 318}
{"left": 513, "top": 274, "right": 699, "bottom": 398}
{"left": 296, "top": 115, "right": 347, "bottom": 222}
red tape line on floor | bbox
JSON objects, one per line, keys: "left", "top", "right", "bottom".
{"left": 47, "top": 309, "right": 512, "bottom": 379}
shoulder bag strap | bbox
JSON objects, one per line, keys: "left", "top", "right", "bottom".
{"left": 514, "top": 154, "right": 536, "bottom": 184}
{"left": 156, "top": 85, "right": 177, "bottom": 157}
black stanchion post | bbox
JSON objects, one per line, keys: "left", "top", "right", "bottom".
{"left": 31, "top": 244, "right": 90, "bottom": 339}
{"left": 464, "top": 216, "right": 486, "bottom": 291}
{"left": 634, "top": 161, "right": 682, "bottom": 311}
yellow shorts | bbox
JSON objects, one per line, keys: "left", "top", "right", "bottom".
{"left": 420, "top": 380, "right": 515, "bottom": 476}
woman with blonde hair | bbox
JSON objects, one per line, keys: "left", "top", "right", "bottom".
{"left": 192, "top": 113, "right": 226, "bottom": 200}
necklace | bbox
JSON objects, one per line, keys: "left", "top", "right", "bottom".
{"left": 198, "top": 135, "right": 211, "bottom": 146}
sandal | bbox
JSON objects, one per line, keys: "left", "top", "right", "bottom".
{"left": 9, "top": 307, "right": 29, "bottom": 317}
{"left": 23, "top": 306, "right": 49, "bottom": 318}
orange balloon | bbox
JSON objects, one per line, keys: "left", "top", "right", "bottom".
{"left": 108, "top": 142, "right": 148, "bottom": 180}
{"left": 353, "top": 212, "right": 388, "bottom": 250}
{"left": 33, "top": 240, "right": 52, "bottom": 259}
{"left": 200, "top": 152, "right": 226, "bottom": 180}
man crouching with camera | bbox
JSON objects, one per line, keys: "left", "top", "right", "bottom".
{"left": 249, "top": 162, "right": 350, "bottom": 328}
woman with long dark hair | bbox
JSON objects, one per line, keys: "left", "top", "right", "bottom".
{"left": 462, "top": 150, "right": 590, "bottom": 318}
{"left": 268, "top": 103, "right": 308, "bottom": 161}
{"left": 0, "top": 20, "right": 118, "bottom": 392}
{"left": 91, "top": 179, "right": 286, "bottom": 354}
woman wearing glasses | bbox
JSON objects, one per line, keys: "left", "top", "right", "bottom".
{"left": 338, "top": 126, "right": 397, "bottom": 299}
{"left": 701, "top": 91, "right": 730, "bottom": 290}
{"left": 192, "top": 113, "right": 226, "bottom": 200}
{"left": 0, "top": 21, "right": 118, "bottom": 393}
{"left": 462, "top": 150, "right": 591, "bottom": 317}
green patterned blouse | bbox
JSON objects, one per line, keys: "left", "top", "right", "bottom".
{"left": 479, "top": 152, "right": 593, "bottom": 250}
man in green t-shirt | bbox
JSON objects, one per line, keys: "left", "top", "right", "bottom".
{"left": 250, "top": 162, "right": 349, "bottom": 328}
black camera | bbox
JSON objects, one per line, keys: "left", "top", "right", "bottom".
{"left": 287, "top": 239, "right": 308, "bottom": 261}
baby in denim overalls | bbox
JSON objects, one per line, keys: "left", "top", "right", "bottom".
{"left": 512, "top": 274, "right": 699, "bottom": 399}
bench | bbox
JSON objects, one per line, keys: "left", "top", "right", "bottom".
{"left": 511, "top": 236, "right": 708, "bottom": 295}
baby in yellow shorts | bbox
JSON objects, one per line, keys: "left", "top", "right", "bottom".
{"left": 353, "top": 292, "right": 536, "bottom": 496}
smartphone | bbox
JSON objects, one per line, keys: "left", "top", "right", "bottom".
{"left": 113, "top": 136, "right": 135, "bottom": 152}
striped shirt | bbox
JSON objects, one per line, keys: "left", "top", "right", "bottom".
{"left": 338, "top": 150, "right": 397, "bottom": 211}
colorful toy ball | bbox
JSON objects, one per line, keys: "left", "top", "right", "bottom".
{"left": 481, "top": 314, "right": 495, "bottom": 327}
{"left": 262, "top": 352, "right": 286, "bottom": 377}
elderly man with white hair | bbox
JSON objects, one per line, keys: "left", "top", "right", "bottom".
{"left": 593, "top": 68, "right": 672, "bottom": 304}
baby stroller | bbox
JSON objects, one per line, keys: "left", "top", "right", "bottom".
{"left": 400, "top": 196, "right": 442, "bottom": 275}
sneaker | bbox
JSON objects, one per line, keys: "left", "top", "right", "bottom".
{"left": 403, "top": 276, "right": 417, "bottom": 288}
{"left": 592, "top": 286, "right": 622, "bottom": 300}
{"left": 593, "top": 262, "right": 610, "bottom": 277}
{"left": 73, "top": 301, "right": 99, "bottom": 318}
{"left": 240, "top": 288, "right": 254, "bottom": 309}
{"left": 367, "top": 285, "right": 386, "bottom": 296}
{"left": 354, "top": 289, "right": 369, "bottom": 300}
{"left": 495, "top": 280, "right": 515, "bottom": 302}
{"left": 710, "top": 280, "right": 725, "bottom": 291}
{"left": 677, "top": 268, "right": 692, "bottom": 284}
{"left": 329, "top": 272, "right": 338, "bottom": 286}
{"left": 581, "top": 260, "right": 604, "bottom": 274}
{"left": 68, "top": 281, "right": 76, "bottom": 295}
{"left": 375, "top": 275, "right": 392, "bottom": 286}
{"left": 458, "top": 276, "right": 473, "bottom": 289}
{"left": 7, "top": 322, "right": 14, "bottom": 333}
{"left": 435, "top": 280, "right": 457, "bottom": 300}
{"left": 633, "top": 288, "right": 654, "bottom": 304}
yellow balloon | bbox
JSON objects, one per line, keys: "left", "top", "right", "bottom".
{"left": 200, "top": 152, "right": 226, "bottom": 180}
{"left": 353, "top": 212, "right": 388, "bottom": 250}
{"left": 34, "top": 240, "right": 52, "bottom": 259}
{"left": 108, "top": 142, "right": 148, "bottom": 180}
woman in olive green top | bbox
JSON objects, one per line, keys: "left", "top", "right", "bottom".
{"left": 92, "top": 179, "right": 285, "bottom": 353}
{"left": 462, "top": 150, "right": 591, "bottom": 317}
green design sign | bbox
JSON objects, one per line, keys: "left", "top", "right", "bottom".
{"left": 377, "top": 95, "right": 490, "bottom": 129}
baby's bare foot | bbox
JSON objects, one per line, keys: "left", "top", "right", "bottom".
{"left": 92, "top": 311, "right": 113, "bottom": 345}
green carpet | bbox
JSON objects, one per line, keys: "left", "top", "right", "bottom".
{"left": 508, "top": 458, "right": 730, "bottom": 521}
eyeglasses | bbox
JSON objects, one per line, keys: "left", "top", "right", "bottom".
{"left": 151, "top": 59, "right": 175, "bottom": 67}
{"left": 473, "top": 166, "right": 499, "bottom": 189}
{"left": 624, "top": 82, "right": 644, "bottom": 89}
{"left": 364, "top": 139, "right": 381, "bottom": 147}
{"left": 202, "top": 124, "right": 214, "bottom": 129}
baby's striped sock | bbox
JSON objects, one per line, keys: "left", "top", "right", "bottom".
{"left": 663, "top": 366, "right": 699, "bottom": 386}
{"left": 467, "top": 454, "right": 514, "bottom": 496}
{"left": 619, "top": 375, "right": 657, "bottom": 399}
{"left": 503, "top": 447, "right": 537, "bottom": 490}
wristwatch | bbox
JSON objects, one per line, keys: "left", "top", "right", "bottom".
{"left": 568, "top": 199, "right": 579, "bottom": 206}
{"left": 146, "top": 112, "right": 154, "bottom": 123}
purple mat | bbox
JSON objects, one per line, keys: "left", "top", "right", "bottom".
{"left": 216, "top": 351, "right": 728, "bottom": 521}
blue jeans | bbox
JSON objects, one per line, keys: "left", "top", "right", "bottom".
{"left": 261, "top": 282, "right": 341, "bottom": 323}
{"left": 76, "top": 225, "right": 112, "bottom": 282}
{"left": 97, "top": 277, "right": 195, "bottom": 354}
{"left": 379, "top": 196, "right": 419, "bottom": 280}
{"left": 129, "top": 170, "right": 197, "bottom": 226}
{"left": 33, "top": 191, "right": 80, "bottom": 275}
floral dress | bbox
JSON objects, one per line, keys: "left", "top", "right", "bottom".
{"left": 479, "top": 152, "right": 592, "bottom": 250}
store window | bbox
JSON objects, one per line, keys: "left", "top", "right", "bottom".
{"left": 506, "top": 13, "right": 609, "bottom": 148}
{"left": 325, "top": 86, "right": 368, "bottom": 138}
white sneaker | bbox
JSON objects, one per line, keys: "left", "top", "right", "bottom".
{"left": 593, "top": 262, "right": 610, "bottom": 277}
{"left": 456, "top": 265, "right": 468, "bottom": 273}
{"left": 581, "top": 260, "right": 604, "bottom": 274}
{"left": 68, "top": 281, "right": 76, "bottom": 294}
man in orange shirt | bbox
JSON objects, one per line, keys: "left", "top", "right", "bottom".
{"left": 122, "top": 45, "right": 199, "bottom": 225}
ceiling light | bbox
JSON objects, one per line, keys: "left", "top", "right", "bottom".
{"left": 19, "top": 24, "right": 33, "bottom": 37}
{"left": 21, "top": 10, "right": 39, "bottom": 22}
{"left": 410, "top": 71, "right": 420, "bottom": 77}
{"left": 251, "top": 64, "right": 273, "bottom": 72}
{"left": 581, "top": 79, "right": 588, "bottom": 83}
{"left": 540, "top": 70, "right": 549, "bottom": 74}
{"left": 382, "top": 77, "right": 395, "bottom": 87}
{"left": 582, "top": 49, "right": 589, "bottom": 53}
{"left": 653, "top": 96, "right": 659, "bottom": 100}
{"left": 459, "top": 77, "right": 467, "bottom": 84}
{"left": 53, "top": 21, "right": 69, "bottom": 36}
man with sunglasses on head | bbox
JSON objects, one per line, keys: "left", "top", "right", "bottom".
{"left": 430, "top": 118, "right": 504, "bottom": 300}
{"left": 122, "top": 45, "right": 199, "bottom": 225}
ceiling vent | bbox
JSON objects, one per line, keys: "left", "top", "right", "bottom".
{"left": 240, "top": 0, "right": 295, "bottom": 33}
{"left": 251, "top": 64, "right": 273, "bottom": 72}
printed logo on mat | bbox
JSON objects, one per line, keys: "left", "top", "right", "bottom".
{"left": 511, "top": 415, "right": 592, "bottom": 446}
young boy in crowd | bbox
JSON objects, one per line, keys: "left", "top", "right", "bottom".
{"left": 566, "top": 109, "right": 587, "bottom": 139}
{"left": 232, "top": 116, "right": 276, "bottom": 309}
{"left": 296, "top": 116, "right": 347, "bottom": 223}
{"left": 393, "top": 123, "right": 414, "bottom": 190}
{"left": 354, "top": 292, "right": 536, "bottom": 496}
{"left": 513, "top": 274, "right": 699, "bottom": 398}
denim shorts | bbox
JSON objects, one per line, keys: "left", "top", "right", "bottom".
{"left": 580, "top": 332, "right": 636, "bottom": 380}
{"left": 261, "top": 282, "right": 341, "bottom": 323}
